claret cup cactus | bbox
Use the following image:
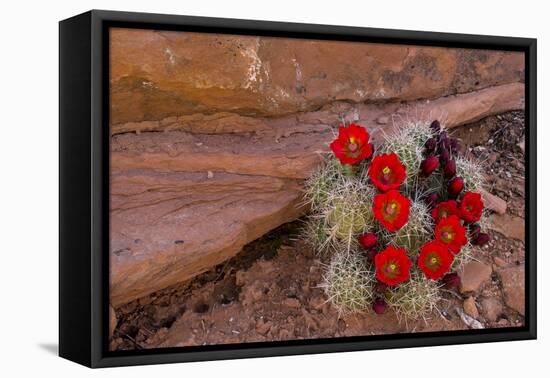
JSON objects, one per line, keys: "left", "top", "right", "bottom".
{"left": 304, "top": 119, "right": 489, "bottom": 319}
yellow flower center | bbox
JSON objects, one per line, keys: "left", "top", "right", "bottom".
{"left": 382, "top": 166, "right": 391, "bottom": 175}
{"left": 442, "top": 231, "right": 453, "bottom": 241}
{"left": 389, "top": 263, "right": 396, "bottom": 271}
{"left": 430, "top": 257, "right": 438, "bottom": 264}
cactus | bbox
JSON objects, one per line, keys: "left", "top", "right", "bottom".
{"left": 323, "top": 177, "right": 376, "bottom": 247}
{"left": 302, "top": 216, "right": 349, "bottom": 258}
{"left": 322, "top": 252, "right": 375, "bottom": 315}
{"left": 306, "top": 117, "right": 490, "bottom": 322}
{"left": 452, "top": 242, "right": 475, "bottom": 270}
{"left": 455, "top": 155, "right": 486, "bottom": 192}
{"left": 304, "top": 156, "right": 347, "bottom": 211}
{"left": 383, "top": 199, "right": 433, "bottom": 257}
{"left": 386, "top": 270, "right": 441, "bottom": 321}
{"left": 380, "top": 120, "right": 434, "bottom": 189}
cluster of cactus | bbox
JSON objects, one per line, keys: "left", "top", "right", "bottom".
{"left": 304, "top": 118, "right": 489, "bottom": 321}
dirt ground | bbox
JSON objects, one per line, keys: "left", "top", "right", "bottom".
{"left": 110, "top": 111, "right": 526, "bottom": 351}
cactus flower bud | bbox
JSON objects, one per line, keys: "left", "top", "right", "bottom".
{"left": 359, "top": 233, "right": 378, "bottom": 249}
{"left": 469, "top": 223, "right": 481, "bottom": 239}
{"left": 424, "top": 137, "right": 437, "bottom": 153}
{"left": 439, "top": 148, "right": 450, "bottom": 165}
{"left": 443, "top": 159, "right": 457, "bottom": 178}
{"left": 372, "top": 298, "right": 387, "bottom": 315}
{"left": 430, "top": 120, "right": 441, "bottom": 133}
{"left": 473, "top": 232, "right": 490, "bottom": 246}
{"left": 448, "top": 176, "right": 464, "bottom": 197}
{"left": 425, "top": 192, "right": 440, "bottom": 208}
{"left": 421, "top": 156, "right": 440, "bottom": 176}
{"left": 375, "top": 281, "right": 388, "bottom": 294}
{"left": 366, "top": 249, "right": 378, "bottom": 263}
{"left": 450, "top": 138, "right": 460, "bottom": 153}
{"left": 442, "top": 272, "right": 460, "bottom": 289}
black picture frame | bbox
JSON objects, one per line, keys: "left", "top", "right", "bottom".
{"left": 59, "top": 9, "right": 537, "bottom": 368}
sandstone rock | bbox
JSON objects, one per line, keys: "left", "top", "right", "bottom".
{"left": 480, "top": 188, "right": 507, "bottom": 215}
{"left": 459, "top": 261, "right": 492, "bottom": 293}
{"left": 518, "top": 138, "right": 525, "bottom": 154}
{"left": 489, "top": 214, "right": 525, "bottom": 242}
{"left": 376, "top": 116, "right": 389, "bottom": 125}
{"left": 110, "top": 28, "right": 524, "bottom": 125}
{"left": 497, "top": 265, "right": 525, "bottom": 315}
{"left": 110, "top": 170, "right": 304, "bottom": 306}
{"left": 111, "top": 83, "right": 525, "bottom": 137}
{"left": 463, "top": 297, "right": 480, "bottom": 318}
{"left": 111, "top": 127, "right": 329, "bottom": 180}
{"left": 493, "top": 256, "right": 508, "bottom": 268}
{"left": 481, "top": 297, "right": 503, "bottom": 322}
{"left": 255, "top": 319, "right": 272, "bottom": 335}
{"left": 282, "top": 298, "right": 301, "bottom": 308}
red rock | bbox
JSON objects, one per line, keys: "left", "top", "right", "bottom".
{"left": 110, "top": 28, "right": 524, "bottom": 125}
{"left": 255, "top": 319, "right": 273, "bottom": 335}
{"left": 497, "top": 265, "right": 525, "bottom": 315}
{"left": 480, "top": 189, "right": 507, "bottom": 215}
{"left": 481, "top": 297, "right": 503, "bottom": 322}
{"left": 282, "top": 298, "right": 301, "bottom": 308}
{"left": 463, "top": 297, "right": 479, "bottom": 318}
{"left": 459, "top": 261, "right": 492, "bottom": 293}
{"left": 489, "top": 214, "right": 525, "bottom": 242}
{"left": 110, "top": 170, "right": 304, "bottom": 306}
{"left": 493, "top": 256, "right": 508, "bottom": 268}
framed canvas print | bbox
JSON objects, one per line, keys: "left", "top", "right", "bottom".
{"left": 59, "top": 10, "right": 537, "bottom": 368}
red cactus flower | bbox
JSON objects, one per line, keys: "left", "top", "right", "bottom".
{"left": 417, "top": 240, "right": 455, "bottom": 280}
{"left": 372, "top": 298, "right": 387, "bottom": 315}
{"left": 459, "top": 191, "right": 484, "bottom": 223}
{"left": 359, "top": 233, "right": 378, "bottom": 249}
{"left": 374, "top": 246, "right": 412, "bottom": 286}
{"left": 432, "top": 200, "right": 460, "bottom": 223}
{"left": 329, "top": 124, "right": 373, "bottom": 165}
{"left": 448, "top": 176, "right": 464, "bottom": 198}
{"left": 442, "top": 272, "right": 461, "bottom": 288}
{"left": 368, "top": 153, "right": 407, "bottom": 192}
{"left": 373, "top": 190, "right": 411, "bottom": 232}
{"left": 434, "top": 215, "right": 467, "bottom": 254}
{"left": 421, "top": 156, "right": 440, "bottom": 176}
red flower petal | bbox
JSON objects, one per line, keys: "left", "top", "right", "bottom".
{"left": 368, "top": 153, "right": 407, "bottom": 192}
{"left": 434, "top": 215, "right": 467, "bottom": 254}
{"left": 431, "top": 200, "right": 460, "bottom": 223}
{"left": 373, "top": 190, "right": 411, "bottom": 232}
{"left": 459, "top": 191, "right": 484, "bottom": 223}
{"left": 374, "top": 246, "right": 412, "bottom": 286}
{"left": 329, "top": 124, "right": 372, "bottom": 165}
{"left": 417, "top": 240, "right": 454, "bottom": 280}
